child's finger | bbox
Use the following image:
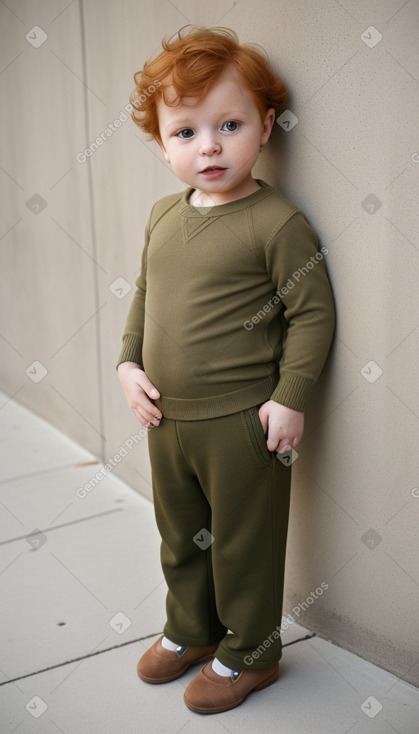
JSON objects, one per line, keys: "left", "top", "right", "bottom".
{"left": 134, "top": 406, "right": 161, "bottom": 427}
{"left": 266, "top": 431, "right": 281, "bottom": 451}
{"left": 137, "top": 371, "right": 160, "bottom": 399}
{"left": 138, "top": 402, "right": 162, "bottom": 423}
{"left": 258, "top": 409, "right": 268, "bottom": 435}
{"left": 277, "top": 441, "right": 292, "bottom": 454}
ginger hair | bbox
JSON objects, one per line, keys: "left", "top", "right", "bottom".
{"left": 130, "top": 25, "right": 288, "bottom": 146}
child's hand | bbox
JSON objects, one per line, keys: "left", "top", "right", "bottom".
{"left": 117, "top": 362, "right": 162, "bottom": 428}
{"left": 258, "top": 400, "right": 304, "bottom": 454}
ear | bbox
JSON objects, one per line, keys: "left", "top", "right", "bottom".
{"left": 260, "top": 108, "right": 276, "bottom": 146}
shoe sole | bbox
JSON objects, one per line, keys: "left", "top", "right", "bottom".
{"left": 137, "top": 651, "right": 217, "bottom": 684}
{"left": 184, "top": 668, "right": 280, "bottom": 714}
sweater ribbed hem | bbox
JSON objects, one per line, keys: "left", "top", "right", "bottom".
{"left": 154, "top": 375, "right": 277, "bottom": 421}
{"left": 116, "top": 333, "right": 143, "bottom": 370}
{"left": 270, "top": 372, "right": 314, "bottom": 412}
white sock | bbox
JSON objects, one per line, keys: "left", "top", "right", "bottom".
{"left": 161, "top": 635, "right": 182, "bottom": 651}
{"left": 212, "top": 657, "right": 236, "bottom": 676}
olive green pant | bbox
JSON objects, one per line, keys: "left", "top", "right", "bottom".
{"left": 147, "top": 404, "right": 292, "bottom": 671}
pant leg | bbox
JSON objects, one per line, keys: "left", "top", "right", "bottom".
{"left": 147, "top": 417, "right": 227, "bottom": 647}
{"left": 175, "top": 406, "right": 292, "bottom": 670}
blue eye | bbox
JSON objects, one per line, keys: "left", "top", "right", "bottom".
{"left": 177, "top": 128, "right": 194, "bottom": 138}
{"left": 222, "top": 121, "right": 239, "bottom": 132}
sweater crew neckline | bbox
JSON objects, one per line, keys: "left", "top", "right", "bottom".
{"left": 180, "top": 179, "right": 273, "bottom": 217}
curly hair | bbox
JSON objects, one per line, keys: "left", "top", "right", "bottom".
{"left": 130, "top": 25, "right": 288, "bottom": 146}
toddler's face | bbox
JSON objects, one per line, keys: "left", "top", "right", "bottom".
{"left": 156, "top": 66, "right": 275, "bottom": 205}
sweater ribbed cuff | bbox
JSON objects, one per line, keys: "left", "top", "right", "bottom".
{"left": 116, "top": 333, "right": 143, "bottom": 370}
{"left": 270, "top": 372, "right": 314, "bottom": 412}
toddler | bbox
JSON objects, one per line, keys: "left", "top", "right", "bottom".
{"left": 117, "top": 25, "right": 335, "bottom": 714}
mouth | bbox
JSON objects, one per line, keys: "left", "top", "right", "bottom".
{"left": 200, "top": 166, "right": 227, "bottom": 178}
{"left": 201, "top": 166, "right": 226, "bottom": 172}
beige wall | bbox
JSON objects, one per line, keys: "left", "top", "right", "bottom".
{"left": 1, "top": 0, "right": 418, "bottom": 686}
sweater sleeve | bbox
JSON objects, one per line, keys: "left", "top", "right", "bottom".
{"left": 265, "top": 211, "right": 336, "bottom": 411}
{"left": 115, "top": 212, "right": 152, "bottom": 370}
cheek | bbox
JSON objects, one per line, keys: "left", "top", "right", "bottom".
{"left": 231, "top": 136, "right": 258, "bottom": 161}
{"left": 170, "top": 147, "right": 191, "bottom": 169}
{"left": 162, "top": 141, "right": 181, "bottom": 166}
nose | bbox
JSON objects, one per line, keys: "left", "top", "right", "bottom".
{"left": 198, "top": 133, "right": 221, "bottom": 156}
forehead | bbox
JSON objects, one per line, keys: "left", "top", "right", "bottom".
{"left": 157, "top": 66, "right": 255, "bottom": 120}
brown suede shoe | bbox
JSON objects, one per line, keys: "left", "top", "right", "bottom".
{"left": 136, "top": 636, "right": 219, "bottom": 684}
{"left": 184, "top": 660, "right": 279, "bottom": 714}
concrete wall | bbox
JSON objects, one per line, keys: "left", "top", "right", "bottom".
{"left": 1, "top": 0, "right": 418, "bottom": 686}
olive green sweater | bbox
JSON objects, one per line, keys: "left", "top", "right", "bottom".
{"left": 117, "top": 179, "right": 335, "bottom": 419}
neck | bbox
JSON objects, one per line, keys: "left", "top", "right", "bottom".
{"left": 189, "top": 178, "right": 261, "bottom": 208}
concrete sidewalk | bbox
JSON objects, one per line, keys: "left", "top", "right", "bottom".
{"left": 0, "top": 392, "right": 418, "bottom": 734}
